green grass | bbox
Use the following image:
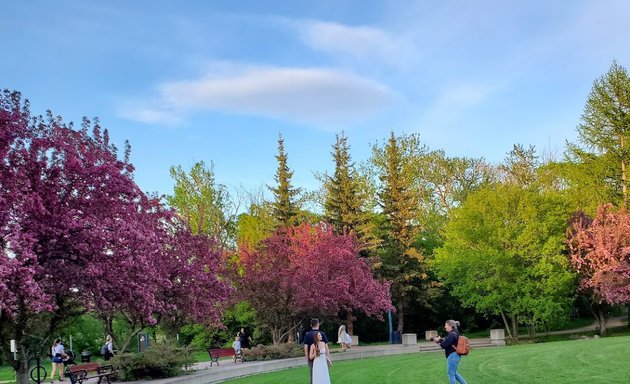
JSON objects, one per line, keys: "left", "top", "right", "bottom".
{"left": 0, "top": 365, "right": 15, "bottom": 383}
{"left": 223, "top": 335, "right": 630, "bottom": 384}
{"left": 0, "top": 349, "right": 210, "bottom": 383}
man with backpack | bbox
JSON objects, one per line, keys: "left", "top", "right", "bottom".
{"left": 101, "top": 335, "right": 114, "bottom": 361}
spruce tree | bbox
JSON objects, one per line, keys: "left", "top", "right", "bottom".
{"left": 269, "top": 134, "right": 301, "bottom": 227}
{"left": 323, "top": 132, "right": 376, "bottom": 249}
{"left": 373, "top": 132, "right": 425, "bottom": 333}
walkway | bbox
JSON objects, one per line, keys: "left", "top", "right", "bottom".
{"left": 126, "top": 338, "right": 498, "bottom": 384}
{"left": 125, "top": 316, "right": 629, "bottom": 384}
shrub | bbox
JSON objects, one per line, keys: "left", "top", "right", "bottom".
{"left": 242, "top": 343, "right": 304, "bottom": 361}
{"left": 112, "top": 344, "right": 194, "bottom": 381}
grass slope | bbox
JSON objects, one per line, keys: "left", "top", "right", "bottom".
{"left": 224, "top": 336, "right": 630, "bottom": 384}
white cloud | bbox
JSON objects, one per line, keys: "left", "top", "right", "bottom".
{"left": 119, "top": 64, "right": 400, "bottom": 126}
{"left": 117, "top": 104, "right": 182, "bottom": 125}
{"left": 294, "top": 20, "right": 418, "bottom": 67}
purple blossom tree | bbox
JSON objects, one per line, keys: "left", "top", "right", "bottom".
{"left": 0, "top": 90, "right": 231, "bottom": 383}
{"left": 239, "top": 223, "right": 392, "bottom": 345}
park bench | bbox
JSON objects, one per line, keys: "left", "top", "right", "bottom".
{"left": 207, "top": 347, "right": 243, "bottom": 366}
{"left": 65, "top": 362, "right": 116, "bottom": 384}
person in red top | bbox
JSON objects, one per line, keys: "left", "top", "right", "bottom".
{"left": 434, "top": 320, "right": 467, "bottom": 384}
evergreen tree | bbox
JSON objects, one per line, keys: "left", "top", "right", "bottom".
{"left": 269, "top": 134, "right": 301, "bottom": 227}
{"left": 372, "top": 132, "right": 426, "bottom": 333}
{"left": 323, "top": 132, "right": 376, "bottom": 250}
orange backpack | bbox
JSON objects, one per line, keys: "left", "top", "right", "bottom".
{"left": 455, "top": 335, "right": 470, "bottom": 355}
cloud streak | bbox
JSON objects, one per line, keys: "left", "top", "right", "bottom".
{"left": 119, "top": 64, "right": 400, "bottom": 126}
{"left": 293, "top": 20, "right": 419, "bottom": 68}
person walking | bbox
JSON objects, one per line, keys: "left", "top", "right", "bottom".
{"left": 303, "top": 318, "right": 330, "bottom": 384}
{"left": 102, "top": 335, "right": 114, "bottom": 361}
{"left": 50, "top": 338, "right": 66, "bottom": 383}
{"left": 433, "top": 320, "right": 467, "bottom": 384}
{"left": 309, "top": 331, "right": 332, "bottom": 384}
{"left": 337, "top": 324, "right": 351, "bottom": 351}
{"left": 238, "top": 328, "right": 253, "bottom": 350}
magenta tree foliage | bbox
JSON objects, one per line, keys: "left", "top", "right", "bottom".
{"left": 0, "top": 90, "right": 231, "bottom": 382}
{"left": 239, "top": 222, "right": 392, "bottom": 345}
{"left": 568, "top": 204, "right": 630, "bottom": 334}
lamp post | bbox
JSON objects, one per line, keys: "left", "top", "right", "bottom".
{"left": 388, "top": 310, "right": 393, "bottom": 344}
{"left": 387, "top": 286, "right": 393, "bottom": 343}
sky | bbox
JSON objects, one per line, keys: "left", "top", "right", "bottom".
{"left": 2, "top": 0, "right": 630, "bottom": 199}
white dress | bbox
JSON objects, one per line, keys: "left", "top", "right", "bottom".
{"left": 312, "top": 347, "right": 331, "bottom": 384}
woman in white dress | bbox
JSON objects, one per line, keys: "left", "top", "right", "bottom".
{"left": 337, "top": 324, "right": 352, "bottom": 352}
{"left": 309, "top": 331, "right": 332, "bottom": 384}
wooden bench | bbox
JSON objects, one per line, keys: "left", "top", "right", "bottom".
{"left": 207, "top": 348, "right": 242, "bottom": 366}
{"left": 65, "top": 362, "right": 115, "bottom": 384}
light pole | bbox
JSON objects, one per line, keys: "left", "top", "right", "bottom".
{"left": 388, "top": 310, "right": 393, "bottom": 344}
{"left": 387, "top": 287, "right": 393, "bottom": 343}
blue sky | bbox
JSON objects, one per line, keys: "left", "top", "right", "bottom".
{"left": 3, "top": 0, "right": 630, "bottom": 199}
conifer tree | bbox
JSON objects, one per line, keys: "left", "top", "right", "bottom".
{"left": 324, "top": 132, "right": 376, "bottom": 248}
{"left": 372, "top": 132, "right": 426, "bottom": 333}
{"left": 269, "top": 134, "right": 301, "bottom": 227}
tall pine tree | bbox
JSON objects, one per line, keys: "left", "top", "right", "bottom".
{"left": 324, "top": 132, "right": 376, "bottom": 248}
{"left": 372, "top": 132, "right": 426, "bottom": 333}
{"left": 269, "top": 134, "right": 301, "bottom": 227}
{"left": 323, "top": 132, "right": 378, "bottom": 334}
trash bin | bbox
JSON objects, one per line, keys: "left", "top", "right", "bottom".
{"left": 391, "top": 331, "right": 401, "bottom": 344}
{"left": 80, "top": 351, "right": 91, "bottom": 363}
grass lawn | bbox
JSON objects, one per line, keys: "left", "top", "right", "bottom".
{"left": 0, "top": 350, "right": 210, "bottom": 383}
{"left": 0, "top": 365, "right": 15, "bottom": 383}
{"left": 224, "top": 335, "right": 630, "bottom": 384}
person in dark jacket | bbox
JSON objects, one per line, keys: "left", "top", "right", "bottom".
{"left": 434, "top": 319, "right": 467, "bottom": 384}
{"left": 238, "top": 328, "right": 253, "bottom": 350}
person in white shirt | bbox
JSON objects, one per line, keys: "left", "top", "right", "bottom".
{"left": 50, "top": 338, "right": 66, "bottom": 382}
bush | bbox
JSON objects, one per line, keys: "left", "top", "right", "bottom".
{"left": 112, "top": 344, "right": 194, "bottom": 381}
{"left": 242, "top": 343, "right": 304, "bottom": 361}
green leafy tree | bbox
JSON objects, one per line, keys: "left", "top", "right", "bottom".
{"left": 416, "top": 149, "right": 495, "bottom": 252}
{"left": 433, "top": 185, "right": 576, "bottom": 338}
{"left": 565, "top": 60, "right": 630, "bottom": 211}
{"left": 268, "top": 134, "right": 301, "bottom": 227}
{"left": 500, "top": 144, "right": 539, "bottom": 187}
{"left": 167, "top": 161, "right": 236, "bottom": 248}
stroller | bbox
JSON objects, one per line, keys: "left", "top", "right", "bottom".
{"left": 63, "top": 349, "right": 76, "bottom": 366}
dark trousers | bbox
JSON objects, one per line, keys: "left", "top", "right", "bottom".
{"left": 308, "top": 359, "right": 313, "bottom": 384}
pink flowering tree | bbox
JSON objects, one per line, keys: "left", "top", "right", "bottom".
{"left": 0, "top": 90, "right": 231, "bottom": 383}
{"left": 568, "top": 204, "right": 630, "bottom": 335}
{"left": 239, "top": 223, "right": 392, "bottom": 345}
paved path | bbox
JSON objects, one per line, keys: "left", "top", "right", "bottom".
{"left": 114, "top": 316, "right": 630, "bottom": 384}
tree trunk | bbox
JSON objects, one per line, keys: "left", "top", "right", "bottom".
{"left": 500, "top": 311, "right": 514, "bottom": 339}
{"left": 272, "top": 327, "right": 281, "bottom": 346}
{"left": 14, "top": 348, "right": 29, "bottom": 384}
{"left": 511, "top": 314, "right": 519, "bottom": 339}
{"left": 597, "top": 307, "right": 607, "bottom": 336}
{"left": 396, "top": 305, "right": 404, "bottom": 333}
{"left": 346, "top": 311, "right": 355, "bottom": 335}
{"left": 120, "top": 328, "right": 144, "bottom": 353}
{"left": 627, "top": 303, "right": 630, "bottom": 329}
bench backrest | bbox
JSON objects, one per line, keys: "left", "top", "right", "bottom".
{"left": 209, "top": 348, "right": 234, "bottom": 357}
{"left": 68, "top": 363, "right": 101, "bottom": 373}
